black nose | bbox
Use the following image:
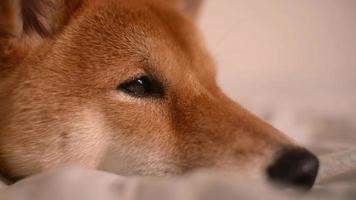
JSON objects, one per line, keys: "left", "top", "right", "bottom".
{"left": 267, "top": 149, "right": 319, "bottom": 189}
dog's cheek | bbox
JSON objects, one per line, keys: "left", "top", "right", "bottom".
{"left": 61, "top": 108, "right": 112, "bottom": 169}
{"left": 97, "top": 118, "right": 180, "bottom": 175}
{"left": 98, "top": 136, "right": 181, "bottom": 176}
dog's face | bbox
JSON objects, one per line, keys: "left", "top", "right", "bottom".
{"left": 0, "top": 0, "right": 318, "bottom": 189}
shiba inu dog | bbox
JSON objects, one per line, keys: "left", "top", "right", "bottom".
{"left": 0, "top": 0, "right": 318, "bottom": 189}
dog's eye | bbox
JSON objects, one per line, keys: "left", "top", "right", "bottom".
{"left": 118, "top": 76, "right": 164, "bottom": 98}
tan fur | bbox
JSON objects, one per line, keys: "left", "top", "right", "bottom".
{"left": 0, "top": 0, "right": 295, "bottom": 179}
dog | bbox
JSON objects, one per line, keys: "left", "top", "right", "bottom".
{"left": 0, "top": 0, "right": 319, "bottom": 189}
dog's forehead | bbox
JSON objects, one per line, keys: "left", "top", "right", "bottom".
{"left": 72, "top": 0, "right": 216, "bottom": 79}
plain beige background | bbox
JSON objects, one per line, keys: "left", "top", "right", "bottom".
{"left": 199, "top": 0, "right": 356, "bottom": 147}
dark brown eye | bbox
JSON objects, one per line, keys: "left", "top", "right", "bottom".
{"left": 118, "top": 76, "right": 164, "bottom": 98}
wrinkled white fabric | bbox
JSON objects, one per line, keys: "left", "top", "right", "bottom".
{"left": 0, "top": 165, "right": 355, "bottom": 200}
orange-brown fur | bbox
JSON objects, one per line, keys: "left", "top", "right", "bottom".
{"left": 0, "top": 0, "right": 294, "bottom": 179}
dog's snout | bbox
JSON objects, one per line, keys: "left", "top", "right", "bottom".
{"left": 267, "top": 149, "right": 319, "bottom": 190}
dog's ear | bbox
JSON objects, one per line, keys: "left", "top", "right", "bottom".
{"left": 0, "top": 0, "right": 82, "bottom": 63}
{"left": 170, "top": 0, "right": 204, "bottom": 20}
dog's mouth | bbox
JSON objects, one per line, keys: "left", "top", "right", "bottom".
{"left": 0, "top": 169, "right": 24, "bottom": 184}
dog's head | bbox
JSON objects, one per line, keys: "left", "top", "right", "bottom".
{"left": 0, "top": 0, "right": 318, "bottom": 189}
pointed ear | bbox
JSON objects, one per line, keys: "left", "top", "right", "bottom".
{"left": 171, "top": 0, "right": 204, "bottom": 20}
{"left": 0, "top": 0, "right": 82, "bottom": 61}
{"left": 19, "top": 0, "right": 82, "bottom": 37}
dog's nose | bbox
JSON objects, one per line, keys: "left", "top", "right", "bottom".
{"left": 267, "top": 149, "right": 319, "bottom": 189}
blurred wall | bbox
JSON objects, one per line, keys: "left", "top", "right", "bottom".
{"left": 199, "top": 0, "right": 356, "bottom": 143}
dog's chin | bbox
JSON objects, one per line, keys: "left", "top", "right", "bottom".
{"left": 98, "top": 159, "right": 186, "bottom": 177}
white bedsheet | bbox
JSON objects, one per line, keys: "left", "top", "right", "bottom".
{"left": 0, "top": 164, "right": 355, "bottom": 200}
